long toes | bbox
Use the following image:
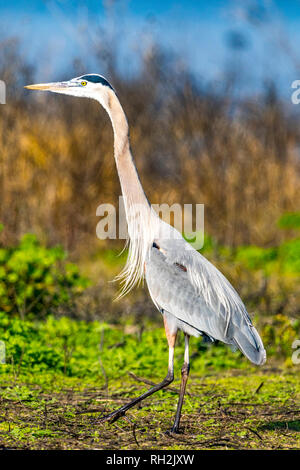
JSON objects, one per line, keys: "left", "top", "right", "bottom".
{"left": 165, "top": 427, "right": 181, "bottom": 436}
{"left": 99, "top": 415, "right": 113, "bottom": 423}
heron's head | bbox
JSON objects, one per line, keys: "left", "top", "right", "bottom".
{"left": 25, "top": 74, "right": 114, "bottom": 108}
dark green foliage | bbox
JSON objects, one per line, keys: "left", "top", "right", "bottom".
{"left": 278, "top": 239, "right": 300, "bottom": 273}
{"left": 0, "top": 232, "right": 89, "bottom": 319}
{"left": 234, "top": 246, "right": 278, "bottom": 272}
{"left": 0, "top": 314, "right": 248, "bottom": 378}
{"left": 199, "top": 219, "right": 300, "bottom": 275}
{"left": 0, "top": 313, "right": 298, "bottom": 380}
{"left": 277, "top": 212, "right": 300, "bottom": 230}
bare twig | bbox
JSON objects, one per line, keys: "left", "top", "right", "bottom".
{"left": 128, "top": 371, "right": 197, "bottom": 397}
{"left": 254, "top": 381, "right": 264, "bottom": 394}
{"left": 124, "top": 415, "right": 140, "bottom": 447}
{"left": 245, "top": 426, "right": 263, "bottom": 440}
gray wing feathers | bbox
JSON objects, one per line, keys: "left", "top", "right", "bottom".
{"left": 146, "top": 227, "right": 266, "bottom": 365}
{"left": 145, "top": 248, "right": 229, "bottom": 342}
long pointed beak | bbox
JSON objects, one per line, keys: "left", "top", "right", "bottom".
{"left": 24, "top": 82, "right": 69, "bottom": 91}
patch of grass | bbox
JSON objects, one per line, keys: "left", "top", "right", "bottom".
{"left": 0, "top": 314, "right": 258, "bottom": 382}
{"left": 0, "top": 370, "right": 299, "bottom": 450}
{"left": 0, "top": 315, "right": 299, "bottom": 449}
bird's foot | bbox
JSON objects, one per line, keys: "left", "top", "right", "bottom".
{"left": 165, "top": 426, "right": 181, "bottom": 436}
{"left": 100, "top": 409, "right": 125, "bottom": 424}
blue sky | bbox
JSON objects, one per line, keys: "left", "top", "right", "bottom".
{"left": 1, "top": 1, "right": 300, "bottom": 95}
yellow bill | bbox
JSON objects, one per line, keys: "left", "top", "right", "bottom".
{"left": 24, "top": 82, "right": 68, "bottom": 91}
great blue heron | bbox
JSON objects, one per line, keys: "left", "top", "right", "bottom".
{"left": 25, "top": 74, "right": 266, "bottom": 433}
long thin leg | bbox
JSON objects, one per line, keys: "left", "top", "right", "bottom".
{"left": 170, "top": 334, "right": 190, "bottom": 433}
{"left": 100, "top": 322, "right": 177, "bottom": 424}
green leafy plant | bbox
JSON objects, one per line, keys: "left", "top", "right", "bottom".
{"left": 277, "top": 212, "right": 300, "bottom": 230}
{"left": 0, "top": 231, "right": 89, "bottom": 319}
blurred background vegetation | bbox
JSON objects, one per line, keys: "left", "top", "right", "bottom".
{"left": 0, "top": 0, "right": 299, "bottom": 370}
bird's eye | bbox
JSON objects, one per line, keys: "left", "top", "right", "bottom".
{"left": 81, "top": 81, "right": 87, "bottom": 86}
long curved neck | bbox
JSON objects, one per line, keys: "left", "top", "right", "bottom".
{"left": 104, "top": 89, "right": 150, "bottom": 211}
{"left": 95, "top": 88, "right": 160, "bottom": 296}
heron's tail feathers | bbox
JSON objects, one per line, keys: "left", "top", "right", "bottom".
{"left": 231, "top": 323, "right": 266, "bottom": 366}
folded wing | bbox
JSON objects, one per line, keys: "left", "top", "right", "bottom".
{"left": 145, "top": 222, "right": 266, "bottom": 365}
